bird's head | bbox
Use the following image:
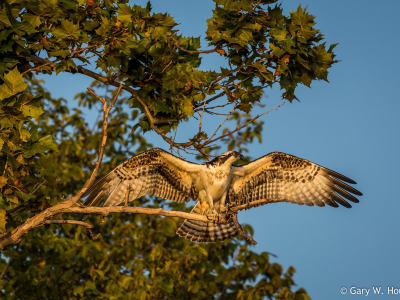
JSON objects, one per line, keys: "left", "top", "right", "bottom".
{"left": 206, "top": 151, "right": 244, "bottom": 167}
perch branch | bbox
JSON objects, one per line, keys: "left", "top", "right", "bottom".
{"left": 0, "top": 197, "right": 285, "bottom": 249}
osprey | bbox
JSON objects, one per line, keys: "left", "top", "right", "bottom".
{"left": 82, "top": 148, "right": 362, "bottom": 243}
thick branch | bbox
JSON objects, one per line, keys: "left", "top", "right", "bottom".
{"left": 0, "top": 196, "right": 285, "bottom": 249}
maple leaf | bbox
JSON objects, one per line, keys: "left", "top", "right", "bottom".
{"left": 0, "top": 67, "right": 28, "bottom": 100}
{"left": 281, "top": 54, "right": 290, "bottom": 63}
{"left": 85, "top": 0, "right": 95, "bottom": 7}
{"left": 215, "top": 45, "right": 225, "bottom": 56}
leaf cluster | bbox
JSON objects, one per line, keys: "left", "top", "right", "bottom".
{"left": 0, "top": 0, "right": 337, "bottom": 138}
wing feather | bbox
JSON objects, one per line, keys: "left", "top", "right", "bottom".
{"left": 229, "top": 152, "right": 361, "bottom": 209}
{"left": 82, "top": 148, "right": 202, "bottom": 212}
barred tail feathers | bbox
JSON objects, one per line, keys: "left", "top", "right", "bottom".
{"left": 176, "top": 203, "right": 238, "bottom": 243}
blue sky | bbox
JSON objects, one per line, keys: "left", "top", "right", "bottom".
{"left": 38, "top": 0, "right": 400, "bottom": 298}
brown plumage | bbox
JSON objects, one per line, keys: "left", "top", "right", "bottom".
{"left": 81, "top": 149, "right": 362, "bottom": 243}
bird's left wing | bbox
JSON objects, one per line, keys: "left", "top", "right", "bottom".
{"left": 82, "top": 148, "right": 201, "bottom": 210}
{"left": 228, "top": 152, "right": 362, "bottom": 209}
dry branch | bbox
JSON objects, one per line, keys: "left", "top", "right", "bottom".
{"left": 200, "top": 102, "right": 285, "bottom": 147}
{"left": 0, "top": 196, "right": 284, "bottom": 249}
{"left": 231, "top": 213, "right": 257, "bottom": 245}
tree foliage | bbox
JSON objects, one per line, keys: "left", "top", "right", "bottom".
{"left": 0, "top": 0, "right": 338, "bottom": 298}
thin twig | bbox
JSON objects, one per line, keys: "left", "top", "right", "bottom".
{"left": 31, "top": 180, "right": 46, "bottom": 195}
{"left": 44, "top": 220, "right": 93, "bottom": 229}
{"left": 21, "top": 61, "right": 52, "bottom": 75}
{"left": 207, "top": 102, "right": 238, "bottom": 142}
{"left": 2, "top": 161, "right": 8, "bottom": 176}
{"left": 231, "top": 213, "right": 257, "bottom": 245}
{"left": 200, "top": 103, "right": 285, "bottom": 147}
{"left": 0, "top": 256, "right": 12, "bottom": 280}
{"left": 80, "top": 84, "right": 123, "bottom": 199}
{"left": 198, "top": 94, "right": 208, "bottom": 134}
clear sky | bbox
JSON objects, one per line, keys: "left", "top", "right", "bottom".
{"left": 37, "top": 0, "right": 400, "bottom": 298}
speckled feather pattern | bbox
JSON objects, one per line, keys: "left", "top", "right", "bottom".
{"left": 176, "top": 203, "right": 238, "bottom": 243}
{"left": 228, "top": 152, "right": 362, "bottom": 209}
{"left": 82, "top": 148, "right": 197, "bottom": 209}
{"left": 82, "top": 149, "right": 362, "bottom": 243}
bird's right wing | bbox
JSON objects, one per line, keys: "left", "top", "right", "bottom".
{"left": 82, "top": 148, "right": 202, "bottom": 210}
{"left": 229, "top": 152, "right": 362, "bottom": 209}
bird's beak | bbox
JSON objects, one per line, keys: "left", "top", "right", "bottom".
{"left": 239, "top": 154, "right": 245, "bottom": 160}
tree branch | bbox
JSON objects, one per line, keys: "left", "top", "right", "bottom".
{"left": 0, "top": 256, "right": 12, "bottom": 280}
{"left": 200, "top": 102, "right": 285, "bottom": 147}
{"left": 0, "top": 196, "right": 285, "bottom": 249}
{"left": 231, "top": 213, "right": 257, "bottom": 245}
{"left": 77, "top": 84, "right": 123, "bottom": 200}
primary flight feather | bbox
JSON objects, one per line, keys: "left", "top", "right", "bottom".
{"left": 82, "top": 148, "right": 362, "bottom": 243}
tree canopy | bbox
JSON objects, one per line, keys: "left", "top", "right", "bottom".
{"left": 0, "top": 0, "right": 337, "bottom": 298}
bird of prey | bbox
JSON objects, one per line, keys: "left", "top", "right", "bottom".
{"left": 82, "top": 148, "right": 362, "bottom": 243}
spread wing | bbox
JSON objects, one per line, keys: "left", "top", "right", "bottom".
{"left": 82, "top": 148, "right": 201, "bottom": 210}
{"left": 228, "top": 152, "right": 362, "bottom": 209}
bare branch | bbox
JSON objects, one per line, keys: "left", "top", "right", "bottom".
{"left": 201, "top": 103, "right": 285, "bottom": 147}
{"left": 0, "top": 256, "right": 12, "bottom": 280}
{"left": 0, "top": 195, "right": 286, "bottom": 249}
{"left": 207, "top": 102, "right": 238, "bottom": 142}
{"left": 31, "top": 180, "right": 46, "bottom": 195}
{"left": 198, "top": 94, "right": 208, "bottom": 134}
{"left": 44, "top": 220, "right": 93, "bottom": 229}
{"left": 78, "top": 84, "right": 123, "bottom": 200}
{"left": 231, "top": 213, "right": 257, "bottom": 245}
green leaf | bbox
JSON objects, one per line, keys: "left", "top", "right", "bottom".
{"left": 0, "top": 176, "right": 7, "bottom": 188}
{"left": 0, "top": 193, "right": 6, "bottom": 209}
{"left": 16, "top": 190, "right": 35, "bottom": 202}
{"left": 117, "top": 4, "right": 134, "bottom": 23}
{"left": 0, "top": 40, "right": 14, "bottom": 53}
{"left": 153, "top": 100, "right": 174, "bottom": 115}
{"left": 52, "top": 20, "right": 81, "bottom": 40}
{"left": 20, "top": 101, "right": 44, "bottom": 119}
{"left": 0, "top": 137, "right": 4, "bottom": 151}
{"left": 162, "top": 64, "right": 190, "bottom": 92}
{"left": 6, "top": 195, "right": 19, "bottom": 205}
{"left": 49, "top": 50, "right": 70, "bottom": 58}
{"left": 156, "top": 281, "right": 173, "bottom": 293}
{"left": 0, "top": 8, "right": 12, "bottom": 29}
{"left": 11, "top": 22, "right": 38, "bottom": 35}
{"left": 22, "top": 13, "right": 42, "bottom": 28}
{"left": 23, "top": 135, "right": 59, "bottom": 158}
{"left": 0, "top": 67, "right": 28, "bottom": 100}
{"left": 0, "top": 208, "right": 6, "bottom": 233}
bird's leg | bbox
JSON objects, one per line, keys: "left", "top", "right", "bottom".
{"left": 219, "top": 192, "right": 227, "bottom": 214}
{"left": 198, "top": 191, "right": 209, "bottom": 215}
{"left": 206, "top": 193, "right": 218, "bottom": 221}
